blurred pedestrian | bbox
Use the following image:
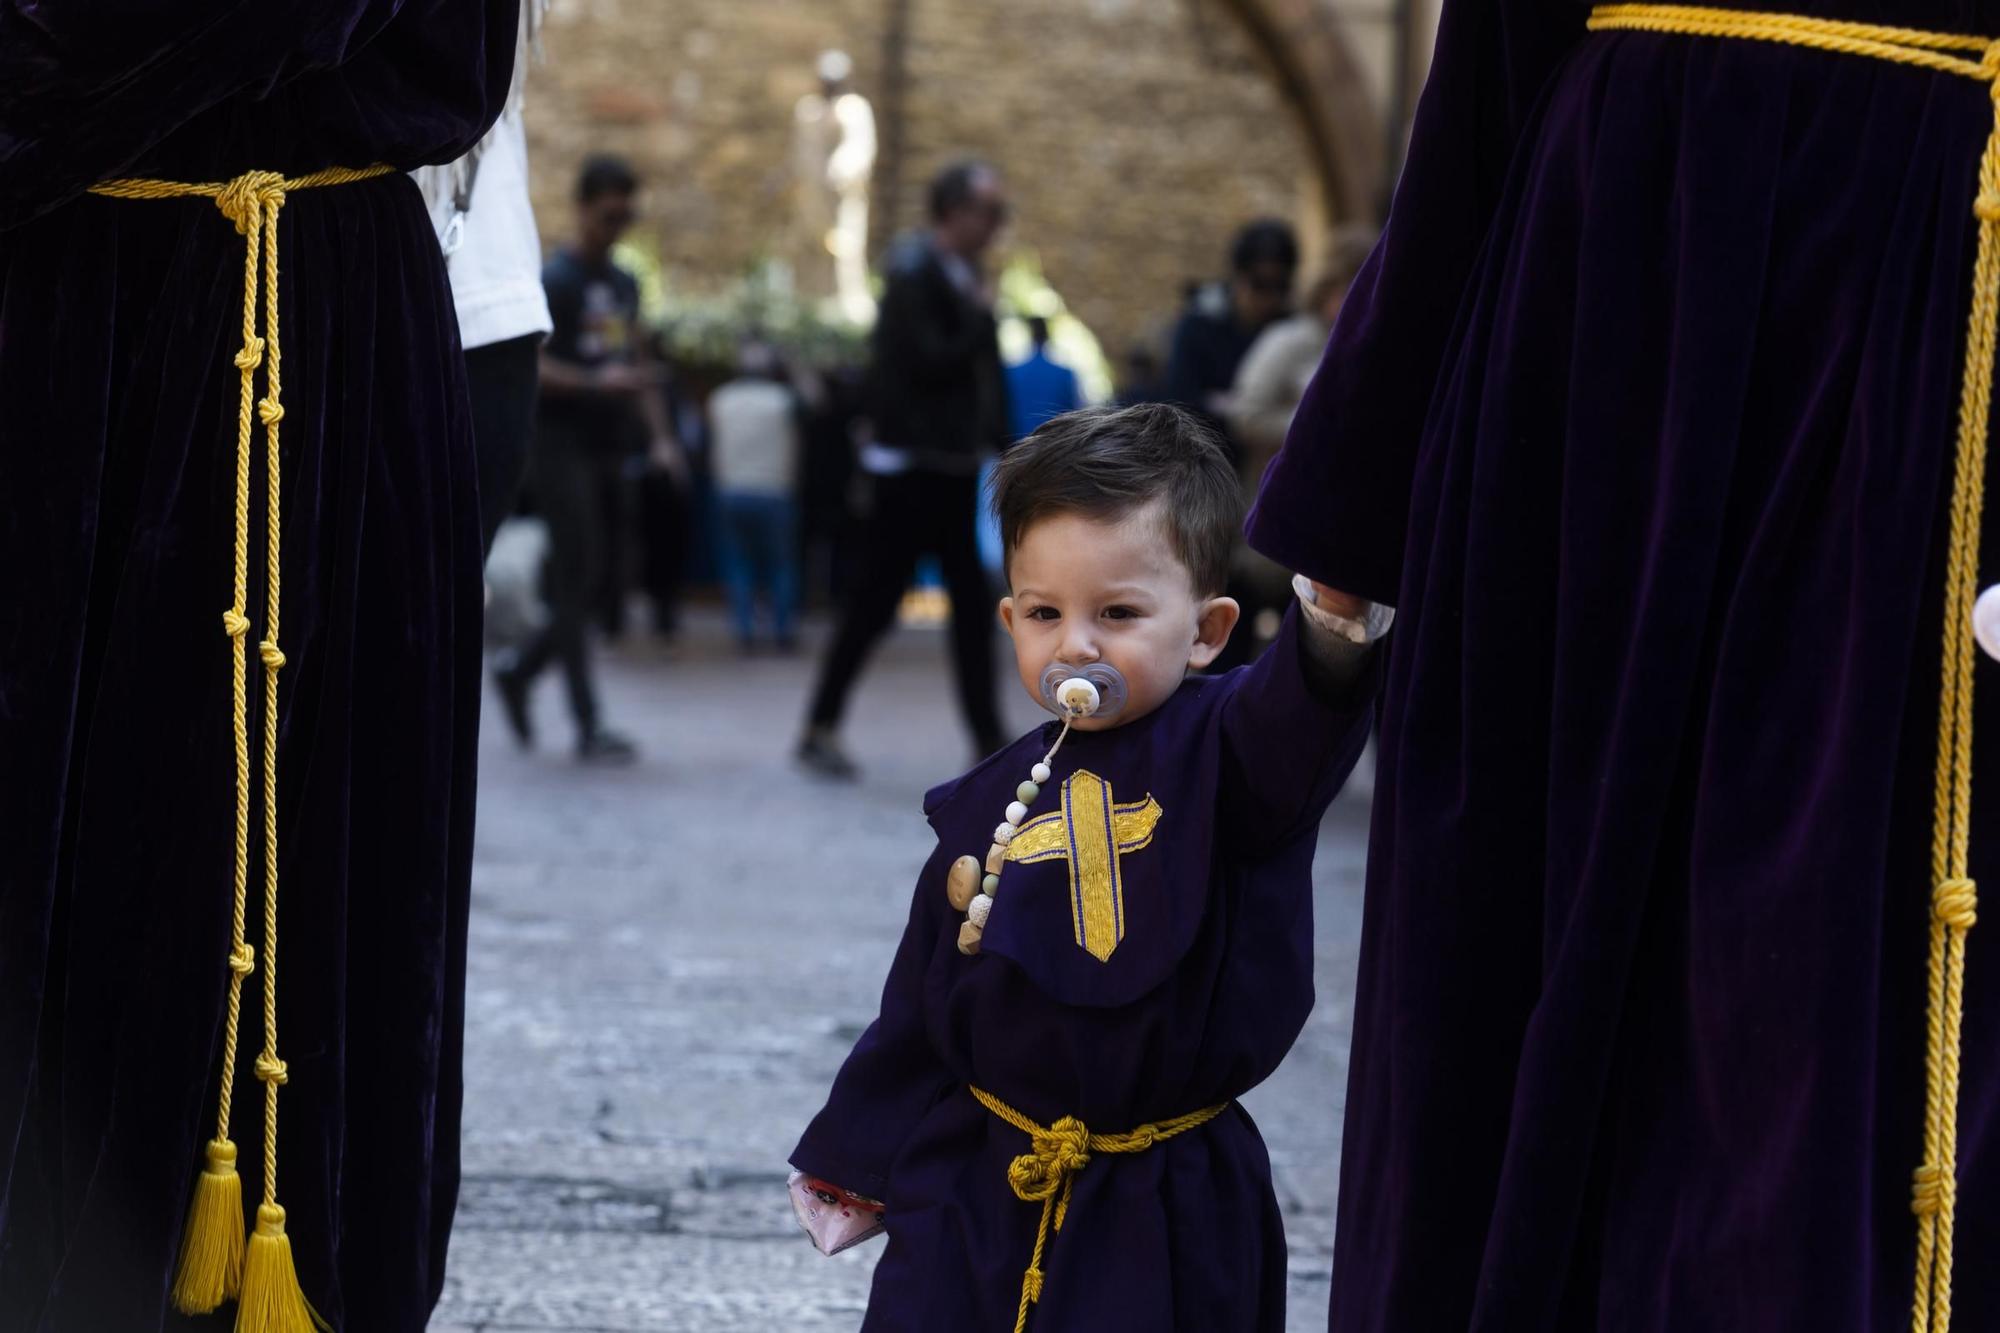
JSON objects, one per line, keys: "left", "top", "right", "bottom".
{"left": 1116, "top": 341, "right": 1168, "bottom": 407}
{"left": 710, "top": 340, "right": 804, "bottom": 651}
{"left": 1162, "top": 218, "right": 1299, "bottom": 444}
{"left": 637, "top": 336, "right": 699, "bottom": 642}
{"left": 1226, "top": 227, "right": 1375, "bottom": 478}
{"left": 494, "top": 155, "right": 683, "bottom": 763}
{"left": 415, "top": 3, "right": 552, "bottom": 558}
{"left": 798, "top": 160, "right": 1011, "bottom": 777}
{"left": 1164, "top": 218, "right": 1298, "bottom": 669}
{"left": 1005, "top": 315, "right": 1083, "bottom": 440}
{"left": 1224, "top": 228, "right": 1376, "bottom": 647}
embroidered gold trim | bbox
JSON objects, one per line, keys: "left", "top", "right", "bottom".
{"left": 1004, "top": 769, "right": 1162, "bottom": 961}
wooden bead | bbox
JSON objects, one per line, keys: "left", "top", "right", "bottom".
{"left": 946, "top": 854, "right": 981, "bottom": 911}
{"left": 986, "top": 842, "right": 1008, "bottom": 875}
{"left": 968, "top": 893, "right": 993, "bottom": 928}
{"left": 957, "top": 920, "right": 984, "bottom": 955}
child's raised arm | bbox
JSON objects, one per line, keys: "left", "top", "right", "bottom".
{"left": 1215, "top": 588, "right": 1381, "bottom": 854}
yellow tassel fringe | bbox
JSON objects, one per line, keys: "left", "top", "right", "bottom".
{"left": 168, "top": 1138, "right": 246, "bottom": 1314}
{"left": 237, "top": 1205, "right": 326, "bottom": 1333}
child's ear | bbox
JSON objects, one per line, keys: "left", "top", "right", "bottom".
{"left": 1188, "top": 596, "right": 1241, "bottom": 669}
{"left": 998, "top": 596, "right": 1017, "bottom": 638}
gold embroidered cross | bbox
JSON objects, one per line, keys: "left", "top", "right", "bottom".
{"left": 1005, "top": 769, "right": 1163, "bottom": 962}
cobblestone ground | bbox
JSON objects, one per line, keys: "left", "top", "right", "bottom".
{"left": 432, "top": 612, "right": 1370, "bottom": 1333}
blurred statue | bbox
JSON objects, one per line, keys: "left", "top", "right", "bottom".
{"left": 792, "top": 50, "right": 877, "bottom": 323}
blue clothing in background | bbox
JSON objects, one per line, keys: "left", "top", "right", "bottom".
{"left": 1004, "top": 347, "right": 1083, "bottom": 441}
{"left": 716, "top": 492, "right": 797, "bottom": 646}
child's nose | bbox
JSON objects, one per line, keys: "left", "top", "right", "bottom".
{"left": 1056, "top": 624, "right": 1100, "bottom": 665}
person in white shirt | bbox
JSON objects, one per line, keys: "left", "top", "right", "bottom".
{"left": 709, "top": 341, "right": 805, "bottom": 651}
{"left": 415, "top": 3, "right": 553, "bottom": 554}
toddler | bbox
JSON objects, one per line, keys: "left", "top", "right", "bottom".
{"left": 790, "top": 403, "right": 1385, "bottom": 1330}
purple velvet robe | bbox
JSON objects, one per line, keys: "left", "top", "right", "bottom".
{"left": 1247, "top": 1, "right": 2000, "bottom": 1328}
{"left": 0, "top": 5, "right": 515, "bottom": 1330}
{"left": 793, "top": 610, "right": 1373, "bottom": 1331}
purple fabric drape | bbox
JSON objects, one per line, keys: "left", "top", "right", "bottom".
{"left": 1, "top": 4, "right": 516, "bottom": 1329}
{"left": 1250, "top": 1, "right": 2000, "bottom": 1328}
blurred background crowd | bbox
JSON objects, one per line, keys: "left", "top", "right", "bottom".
{"left": 419, "top": 0, "right": 1425, "bottom": 772}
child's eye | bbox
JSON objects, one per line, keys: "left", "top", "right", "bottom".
{"left": 1103, "top": 606, "right": 1139, "bottom": 621}
{"left": 1027, "top": 606, "right": 1061, "bottom": 622}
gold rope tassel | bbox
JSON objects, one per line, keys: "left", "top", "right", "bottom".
{"left": 88, "top": 164, "right": 388, "bottom": 1329}
{"left": 1587, "top": 11, "right": 1989, "bottom": 1331}
{"left": 170, "top": 1138, "right": 247, "bottom": 1311}
{"left": 239, "top": 1204, "right": 319, "bottom": 1333}
{"left": 969, "top": 1087, "right": 1226, "bottom": 1333}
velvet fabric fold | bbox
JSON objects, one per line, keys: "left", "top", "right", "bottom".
{"left": 0, "top": 4, "right": 516, "bottom": 1329}
{"left": 1248, "top": 2, "right": 2000, "bottom": 1328}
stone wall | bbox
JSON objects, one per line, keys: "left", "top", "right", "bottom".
{"left": 526, "top": 0, "right": 1357, "bottom": 358}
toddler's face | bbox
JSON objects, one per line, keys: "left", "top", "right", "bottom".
{"left": 999, "top": 505, "right": 1239, "bottom": 731}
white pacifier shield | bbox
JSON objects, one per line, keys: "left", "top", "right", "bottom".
{"left": 1056, "top": 676, "right": 1100, "bottom": 716}
{"left": 1976, "top": 584, "right": 2000, "bottom": 663}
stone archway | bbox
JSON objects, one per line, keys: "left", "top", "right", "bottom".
{"left": 1213, "top": 0, "right": 1388, "bottom": 225}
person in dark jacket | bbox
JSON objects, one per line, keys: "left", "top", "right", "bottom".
{"left": 1161, "top": 218, "right": 1299, "bottom": 446}
{"left": 798, "top": 160, "right": 1011, "bottom": 777}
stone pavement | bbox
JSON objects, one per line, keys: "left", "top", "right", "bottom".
{"left": 431, "top": 614, "right": 1370, "bottom": 1333}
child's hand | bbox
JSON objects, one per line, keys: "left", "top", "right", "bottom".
{"left": 1302, "top": 579, "right": 1369, "bottom": 622}
{"left": 1293, "top": 574, "right": 1393, "bottom": 647}
{"left": 788, "top": 1169, "right": 886, "bottom": 1256}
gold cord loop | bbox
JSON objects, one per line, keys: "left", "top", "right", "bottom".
{"left": 88, "top": 162, "right": 390, "bottom": 1320}
{"left": 971, "top": 1086, "right": 1226, "bottom": 1331}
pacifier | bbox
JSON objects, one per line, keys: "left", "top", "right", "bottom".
{"left": 1038, "top": 661, "right": 1129, "bottom": 721}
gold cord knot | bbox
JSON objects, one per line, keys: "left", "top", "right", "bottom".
{"left": 1006, "top": 1117, "right": 1092, "bottom": 1203}
{"left": 233, "top": 337, "right": 265, "bottom": 371}
{"left": 253, "top": 1054, "right": 288, "bottom": 1085}
{"left": 1976, "top": 191, "right": 2000, "bottom": 222}
{"left": 1913, "top": 1161, "right": 1954, "bottom": 1216}
{"left": 969, "top": 1084, "right": 1226, "bottom": 1333}
{"left": 1935, "top": 877, "right": 1978, "bottom": 929}
{"left": 228, "top": 943, "right": 255, "bottom": 976}
{"left": 258, "top": 640, "right": 286, "bottom": 670}
{"left": 222, "top": 608, "right": 250, "bottom": 638}
{"left": 256, "top": 397, "right": 284, "bottom": 427}
{"left": 212, "top": 171, "right": 285, "bottom": 234}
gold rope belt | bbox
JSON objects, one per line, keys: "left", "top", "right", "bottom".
{"left": 87, "top": 163, "right": 392, "bottom": 1333}
{"left": 1588, "top": 10, "right": 1987, "bottom": 1331}
{"left": 969, "top": 1085, "right": 1227, "bottom": 1332}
